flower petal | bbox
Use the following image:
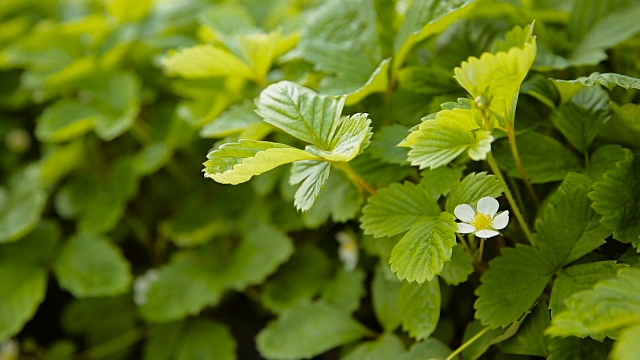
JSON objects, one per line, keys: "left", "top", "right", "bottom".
{"left": 475, "top": 229, "right": 500, "bottom": 238}
{"left": 457, "top": 223, "right": 476, "bottom": 234}
{"left": 491, "top": 211, "right": 509, "bottom": 230}
{"left": 477, "top": 196, "right": 499, "bottom": 216}
{"left": 454, "top": 204, "right": 476, "bottom": 222}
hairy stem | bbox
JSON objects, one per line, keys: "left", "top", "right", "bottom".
{"left": 331, "top": 161, "right": 377, "bottom": 196}
{"left": 446, "top": 326, "right": 493, "bottom": 360}
{"left": 487, "top": 153, "right": 536, "bottom": 247}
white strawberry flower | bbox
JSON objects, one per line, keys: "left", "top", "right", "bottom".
{"left": 454, "top": 196, "right": 509, "bottom": 238}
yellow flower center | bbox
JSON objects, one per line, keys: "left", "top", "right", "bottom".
{"left": 472, "top": 213, "right": 493, "bottom": 230}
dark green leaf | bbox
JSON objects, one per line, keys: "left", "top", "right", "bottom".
{"left": 548, "top": 337, "right": 613, "bottom": 360}
{"left": 342, "top": 333, "right": 406, "bottom": 360}
{"left": 372, "top": 263, "right": 402, "bottom": 332}
{"left": 0, "top": 164, "right": 46, "bottom": 243}
{"left": 445, "top": 172, "right": 502, "bottom": 213}
{"left": 440, "top": 245, "right": 474, "bottom": 285}
{"left": 398, "top": 279, "right": 441, "bottom": 340}
{"left": 500, "top": 302, "right": 551, "bottom": 357}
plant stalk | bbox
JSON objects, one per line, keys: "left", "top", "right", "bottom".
{"left": 446, "top": 326, "right": 493, "bottom": 360}
{"left": 331, "top": 161, "right": 377, "bottom": 196}
{"left": 506, "top": 130, "right": 539, "bottom": 206}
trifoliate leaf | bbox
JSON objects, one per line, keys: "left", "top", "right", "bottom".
{"left": 536, "top": 174, "right": 610, "bottom": 267}
{"left": 611, "top": 324, "right": 640, "bottom": 360}
{"left": 549, "top": 261, "right": 625, "bottom": 316}
{"left": 475, "top": 245, "right": 556, "bottom": 328}
{"left": 372, "top": 264, "right": 402, "bottom": 332}
{"left": 342, "top": 333, "right": 406, "bottom": 360}
{"left": 256, "top": 302, "right": 371, "bottom": 360}
{"left": 161, "top": 44, "right": 253, "bottom": 79}
{"left": 589, "top": 151, "right": 640, "bottom": 245}
{"left": 54, "top": 233, "right": 132, "bottom": 298}
{"left": 368, "top": 124, "right": 410, "bottom": 165}
{"left": 399, "top": 338, "right": 453, "bottom": 360}
{"left": 390, "top": 212, "right": 457, "bottom": 283}
{"left": 493, "top": 132, "right": 581, "bottom": 184}
{"left": 547, "top": 337, "right": 613, "bottom": 360}
{"left": 0, "top": 164, "right": 46, "bottom": 243}
{"left": 261, "top": 245, "right": 332, "bottom": 312}
{"left": 499, "top": 302, "right": 551, "bottom": 357}
{"left": 454, "top": 25, "right": 536, "bottom": 128}
{"left": 445, "top": 172, "right": 502, "bottom": 213}
{"left": 547, "top": 267, "right": 640, "bottom": 338}
{"left": 321, "top": 268, "right": 366, "bottom": 314}
{"left": 401, "top": 108, "right": 484, "bottom": 169}
{"left": 440, "top": 245, "right": 474, "bottom": 285}
{"left": 551, "top": 86, "right": 611, "bottom": 152}
{"left": 203, "top": 140, "right": 321, "bottom": 185}
{"left": 420, "top": 165, "right": 465, "bottom": 200}
{"left": 361, "top": 182, "right": 440, "bottom": 238}
{"left": 394, "top": 0, "right": 477, "bottom": 72}
{"left": 398, "top": 279, "right": 441, "bottom": 340}
{"left": 289, "top": 160, "right": 331, "bottom": 211}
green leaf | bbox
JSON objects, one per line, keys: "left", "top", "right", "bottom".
{"left": 368, "top": 124, "right": 410, "bottom": 165}
{"left": 343, "top": 58, "right": 392, "bottom": 105}
{"left": 547, "top": 267, "right": 640, "bottom": 337}
{"left": 586, "top": 145, "right": 629, "bottom": 181}
{"left": 35, "top": 100, "right": 96, "bottom": 142}
{"left": 390, "top": 212, "right": 457, "bottom": 283}
{"left": 554, "top": 72, "right": 640, "bottom": 92}
{"left": 54, "top": 233, "right": 132, "bottom": 298}
{"left": 361, "top": 182, "right": 440, "bottom": 238}
{"left": 143, "top": 322, "right": 185, "bottom": 360}
{"left": 0, "top": 164, "right": 46, "bottom": 243}
{"left": 401, "top": 109, "right": 490, "bottom": 169}
{"left": 234, "top": 31, "right": 299, "bottom": 82}
{"left": 398, "top": 65, "right": 459, "bottom": 95}
{"left": 223, "top": 222, "right": 294, "bottom": 289}
{"left": 399, "top": 338, "right": 453, "bottom": 360}
{"left": 256, "top": 302, "right": 371, "bottom": 360}
{"left": 40, "top": 139, "right": 85, "bottom": 186}
{"left": 547, "top": 337, "right": 613, "bottom": 360}
{"left": 321, "top": 268, "right": 366, "bottom": 314}
{"left": 500, "top": 302, "right": 551, "bottom": 357}
{"left": 199, "top": 100, "right": 264, "bottom": 138}
{"left": 454, "top": 24, "right": 536, "bottom": 127}
{"left": 394, "top": 0, "right": 477, "bottom": 71}
{"left": 461, "top": 320, "right": 507, "bottom": 360}
{"left": 475, "top": 245, "right": 556, "bottom": 328}
{"left": 289, "top": 160, "right": 331, "bottom": 211}
{"left": 535, "top": 173, "right": 610, "bottom": 267}
{"left": 161, "top": 44, "right": 253, "bottom": 79}
{"left": 600, "top": 102, "right": 640, "bottom": 150}
{"left": 440, "top": 245, "right": 474, "bottom": 285}
{"left": 261, "top": 245, "right": 332, "bottom": 312}
{"left": 493, "top": 132, "right": 581, "bottom": 184}
{"left": 301, "top": 170, "right": 362, "bottom": 226}
{"left": 589, "top": 150, "right": 640, "bottom": 245}
{"left": 549, "top": 261, "right": 625, "bottom": 316}
{"left": 420, "top": 165, "right": 465, "bottom": 200}
{"left": 174, "top": 320, "right": 236, "bottom": 360}
{"left": 257, "top": 82, "right": 372, "bottom": 159}
{"left": 445, "top": 172, "right": 503, "bottom": 213}
{"left": 551, "top": 86, "right": 611, "bottom": 152}
{"left": 611, "top": 324, "right": 640, "bottom": 360}
{"left": 203, "top": 140, "right": 321, "bottom": 185}
{"left": 342, "top": 333, "right": 406, "bottom": 360}
{"left": 372, "top": 264, "right": 402, "bottom": 332}
{"left": 398, "top": 280, "right": 441, "bottom": 340}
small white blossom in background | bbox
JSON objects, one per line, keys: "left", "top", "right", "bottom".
{"left": 336, "top": 231, "right": 358, "bottom": 272}
{"left": 454, "top": 196, "right": 509, "bottom": 238}
{"left": 0, "top": 340, "right": 19, "bottom": 360}
{"left": 133, "top": 269, "right": 160, "bottom": 306}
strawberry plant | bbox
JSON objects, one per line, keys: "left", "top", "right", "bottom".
{"left": 1, "top": 0, "right": 640, "bottom": 359}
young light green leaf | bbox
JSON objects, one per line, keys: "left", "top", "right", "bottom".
{"left": 305, "top": 113, "right": 372, "bottom": 162}
{"left": 475, "top": 245, "right": 556, "bottom": 328}
{"left": 342, "top": 333, "right": 406, "bottom": 360}
{"left": 589, "top": 151, "right": 640, "bottom": 245}
{"left": 203, "top": 140, "right": 321, "bottom": 185}
{"left": 161, "top": 44, "right": 253, "bottom": 79}
{"left": 199, "top": 100, "right": 264, "bottom": 138}
{"left": 549, "top": 261, "right": 625, "bottom": 316}
{"left": 390, "top": 212, "right": 457, "bottom": 283}
{"left": 0, "top": 165, "right": 46, "bottom": 243}
{"left": 361, "top": 182, "right": 440, "bottom": 238}
{"left": 394, "top": 0, "right": 477, "bottom": 72}
{"left": 54, "top": 233, "right": 132, "bottom": 298}
{"left": 454, "top": 24, "right": 536, "bottom": 127}
{"left": 372, "top": 264, "right": 402, "bottom": 332}
{"left": 551, "top": 86, "right": 611, "bottom": 152}
{"left": 536, "top": 174, "right": 610, "bottom": 267}
{"left": 289, "top": 160, "right": 331, "bottom": 212}
{"left": 445, "top": 172, "right": 502, "bottom": 213}
{"left": 547, "top": 267, "right": 640, "bottom": 338}
{"left": 493, "top": 132, "right": 581, "bottom": 184}
{"left": 401, "top": 108, "right": 488, "bottom": 169}
{"left": 256, "top": 302, "right": 371, "bottom": 360}
{"left": 499, "top": 302, "right": 551, "bottom": 357}
{"left": 440, "top": 245, "right": 474, "bottom": 285}
{"left": 234, "top": 31, "right": 299, "bottom": 82}
{"left": 611, "top": 324, "right": 640, "bottom": 360}
{"left": 398, "top": 279, "right": 441, "bottom": 340}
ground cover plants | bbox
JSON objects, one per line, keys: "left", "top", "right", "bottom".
{"left": 1, "top": 0, "right": 640, "bottom": 359}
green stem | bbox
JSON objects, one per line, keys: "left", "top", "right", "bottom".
{"left": 506, "top": 130, "right": 539, "bottom": 207}
{"left": 446, "top": 327, "right": 492, "bottom": 360}
{"left": 487, "top": 153, "right": 536, "bottom": 247}
{"left": 478, "top": 237, "right": 485, "bottom": 262}
{"left": 83, "top": 328, "right": 144, "bottom": 359}
{"left": 331, "top": 161, "right": 377, "bottom": 196}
